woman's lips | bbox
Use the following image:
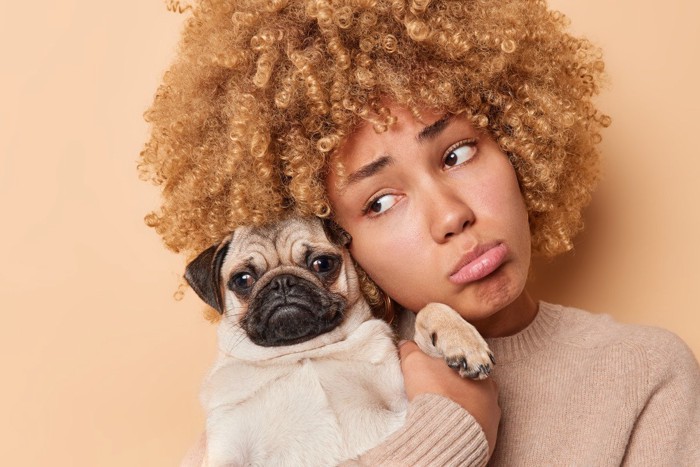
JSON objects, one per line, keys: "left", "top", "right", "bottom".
{"left": 449, "top": 243, "right": 508, "bottom": 284}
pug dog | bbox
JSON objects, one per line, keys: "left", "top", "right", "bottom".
{"left": 185, "top": 216, "right": 494, "bottom": 467}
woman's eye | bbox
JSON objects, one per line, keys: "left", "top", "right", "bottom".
{"left": 367, "top": 194, "right": 399, "bottom": 215}
{"left": 443, "top": 141, "right": 477, "bottom": 168}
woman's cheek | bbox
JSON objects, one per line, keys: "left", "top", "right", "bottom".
{"left": 350, "top": 228, "right": 391, "bottom": 272}
{"left": 351, "top": 225, "right": 426, "bottom": 307}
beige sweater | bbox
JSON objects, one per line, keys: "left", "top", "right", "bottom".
{"left": 355, "top": 302, "right": 700, "bottom": 466}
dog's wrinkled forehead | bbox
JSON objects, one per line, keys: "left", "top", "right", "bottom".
{"left": 223, "top": 218, "right": 337, "bottom": 274}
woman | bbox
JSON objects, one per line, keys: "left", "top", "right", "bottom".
{"left": 140, "top": 0, "right": 700, "bottom": 464}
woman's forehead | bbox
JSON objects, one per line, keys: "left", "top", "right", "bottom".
{"left": 335, "top": 105, "right": 471, "bottom": 162}
{"left": 327, "top": 105, "right": 480, "bottom": 197}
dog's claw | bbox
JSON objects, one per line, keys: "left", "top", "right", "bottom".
{"left": 414, "top": 303, "right": 495, "bottom": 381}
{"left": 446, "top": 356, "right": 493, "bottom": 379}
{"left": 447, "top": 357, "right": 468, "bottom": 371}
{"left": 463, "top": 363, "right": 491, "bottom": 380}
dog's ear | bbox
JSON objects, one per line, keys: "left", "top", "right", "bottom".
{"left": 320, "top": 218, "right": 352, "bottom": 247}
{"left": 184, "top": 239, "right": 231, "bottom": 314}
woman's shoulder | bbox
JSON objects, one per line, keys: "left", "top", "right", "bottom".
{"left": 545, "top": 301, "right": 698, "bottom": 374}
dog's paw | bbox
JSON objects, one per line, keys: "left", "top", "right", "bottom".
{"left": 414, "top": 303, "right": 495, "bottom": 380}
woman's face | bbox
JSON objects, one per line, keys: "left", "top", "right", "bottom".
{"left": 327, "top": 105, "right": 533, "bottom": 327}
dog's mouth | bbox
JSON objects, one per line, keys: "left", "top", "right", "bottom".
{"left": 244, "top": 274, "right": 346, "bottom": 347}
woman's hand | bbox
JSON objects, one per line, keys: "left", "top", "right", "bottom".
{"left": 399, "top": 340, "right": 501, "bottom": 456}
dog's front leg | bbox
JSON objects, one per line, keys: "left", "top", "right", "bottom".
{"left": 413, "top": 303, "right": 495, "bottom": 380}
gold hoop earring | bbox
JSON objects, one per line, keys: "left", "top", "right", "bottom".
{"left": 382, "top": 293, "right": 397, "bottom": 325}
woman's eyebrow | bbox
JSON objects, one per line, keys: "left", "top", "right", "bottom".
{"left": 416, "top": 114, "right": 453, "bottom": 142}
{"left": 342, "top": 115, "right": 451, "bottom": 188}
{"left": 345, "top": 155, "right": 394, "bottom": 187}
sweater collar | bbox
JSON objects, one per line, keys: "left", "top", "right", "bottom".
{"left": 485, "top": 301, "right": 563, "bottom": 364}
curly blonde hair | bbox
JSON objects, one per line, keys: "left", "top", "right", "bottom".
{"left": 140, "top": 0, "right": 608, "bottom": 290}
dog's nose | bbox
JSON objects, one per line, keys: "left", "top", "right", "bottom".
{"left": 269, "top": 274, "right": 299, "bottom": 294}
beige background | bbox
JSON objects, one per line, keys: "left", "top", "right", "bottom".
{"left": 1, "top": 0, "right": 698, "bottom": 465}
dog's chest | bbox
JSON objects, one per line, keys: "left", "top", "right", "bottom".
{"left": 205, "top": 356, "right": 406, "bottom": 466}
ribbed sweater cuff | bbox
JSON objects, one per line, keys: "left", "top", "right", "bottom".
{"left": 354, "top": 393, "right": 489, "bottom": 466}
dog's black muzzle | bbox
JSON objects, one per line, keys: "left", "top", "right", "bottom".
{"left": 245, "top": 274, "right": 346, "bottom": 347}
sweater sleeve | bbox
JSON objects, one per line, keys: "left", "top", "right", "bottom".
{"left": 342, "top": 393, "right": 489, "bottom": 467}
{"left": 622, "top": 330, "right": 700, "bottom": 465}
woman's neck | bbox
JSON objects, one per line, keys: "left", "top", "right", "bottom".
{"left": 471, "top": 290, "right": 539, "bottom": 338}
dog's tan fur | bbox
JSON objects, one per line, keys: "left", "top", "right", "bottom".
{"left": 187, "top": 217, "right": 493, "bottom": 466}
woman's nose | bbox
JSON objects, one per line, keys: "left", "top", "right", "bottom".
{"left": 427, "top": 182, "right": 475, "bottom": 243}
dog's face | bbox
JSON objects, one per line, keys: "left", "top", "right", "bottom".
{"left": 185, "top": 217, "right": 368, "bottom": 358}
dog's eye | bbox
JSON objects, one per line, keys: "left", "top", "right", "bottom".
{"left": 229, "top": 271, "right": 256, "bottom": 295}
{"left": 310, "top": 256, "right": 338, "bottom": 274}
